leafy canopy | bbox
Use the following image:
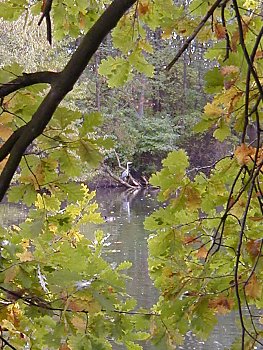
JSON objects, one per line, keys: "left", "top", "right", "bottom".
{"left": 0, "top": 0, "right": 262, "bottom": 349}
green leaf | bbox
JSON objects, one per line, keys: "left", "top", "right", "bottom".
{"left": 78, "top": 140, "right": 102, "bottom": 167}
{"left": 204, "top": 67, "right": 224, "bottom": 93}
{"left": 128, "top": 50, "right": 154, "bottom": 77}
{"left": 213, "top": 122, "right": 231, "bottom": 141}
{"left": 98, "top": 57, "right": 131, "bottom": 87}
{"left": 81, "top": 112, "right": 103, "bottom": 135}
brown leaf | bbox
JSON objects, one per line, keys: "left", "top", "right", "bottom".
{"left": 255, "top": 50, "right": 263, "bottom": 60}
{"left": 0, "top": 124, "right": 12, "bottom": 141}
{"left": 59, "top": 344, "right": 71, "bottom": 350}
{"left": 234, "top": 143, "right": 255, "bottom": 165}
{"left": 71, "top": 316, "right": 86, "bottom": 331}
{"left": 196, "top": 246, "right": 208, "bottom": 259}
{"left": 185, "top": 186, "right": 201, "bottom": 210}
{"left": 221, "top": 65, "right": 239, "bottom": 76}
{"left": 214, "top": 23, "right": 226, "bottom": 39}
{"left": 209, "top": 295, "right": 234, "bottom": 314}
{"left": 246, "top": 240, "right": 261, "bottom": 258}
{"left": 138, "top": 0, "right": 150, "bottom": 15}
{"left": 245, "top": 274, "right": 262, "bottom": 299}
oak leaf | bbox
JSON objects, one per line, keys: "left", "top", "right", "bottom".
{"left": 245, "top": 274, "right": 262, "bottom": 299}
{"left": 138, "top": 0, "right": 150, "bottom": 15}
{"left": 209, "top": 296, "right": 234, "bottom": 314}
{"left": 204, "top": 102, "right": 223, "bottom": 117}
{"left": 246, "top": 240, "right": 261, "bottom": 258}
{"left": 214, "top": 23, "right": 226, "bottom": 39}
{"left": 17, "top": 250, "right": 34, "bottom": 262}
{"left": 221, "top": 65, "right": 239, "bottom": 76}
{"left": 196, "top": 246, "right": 208, "bottom": 259}
{"left": 71, "top": 316, "right": 86, "bottom": 332}
{"left": 59, "top": 344, "right": 71, "bottom": 350}
{"left": 0, "top": 124, "right": 12, "bottom": 141}
{"left": 234, "top": 143, "right": 255, "bottom": 165}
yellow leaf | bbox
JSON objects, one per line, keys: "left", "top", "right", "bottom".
{"left": 162, "top": 28, "right": 173, "bottom": 39}
{"left": 204, "top": 102, "right": 223, "bottom": 117}
{"left": 17, "top": 250, "right": 34, "bottom": 262}
{"left": 0, "top": 112, "right": 13, "bottom": 124}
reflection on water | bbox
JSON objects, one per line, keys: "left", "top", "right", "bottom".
{"left": 1, "top": 188, "right": 263, "bottom": 349}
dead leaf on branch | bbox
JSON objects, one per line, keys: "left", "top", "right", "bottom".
{"left": 196, "top": 246, "right": 208, "bottom": 259}
{"left": 221, "top": 65, "right": 239, "bottom": 76}
{"left": 235, "top": 144, "right": 263, "bottom": 166}
{"left": 0, "top": 124, "right": 12, "bottom": 141}
{"left": 245, "top": 274, "right": 262, "bottom": 299}
{"left": 209, "top": 295, "right": 234, "bottom": 314}
{"left": 235, "top": 143, "right": 255, "bottom": 165}
{"left": 214, "top": 22, "right": 226, "bottom": 39}
{"left": 246, "top": 239, "right": 261, "bottom": 258}
{"left": 138, "top": 0, "right": 150, "bottom": 15}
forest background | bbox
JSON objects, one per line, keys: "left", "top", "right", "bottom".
{"left": 0, "top": 0, "right": 262, "bottom": 350}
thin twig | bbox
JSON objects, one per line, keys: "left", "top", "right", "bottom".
{"left": 166, "top": 0, "right": 223, "bottom": 70}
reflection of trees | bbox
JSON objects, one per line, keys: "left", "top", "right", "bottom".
{"left": 97, "top": 188, "right": 159, "bottom": 309}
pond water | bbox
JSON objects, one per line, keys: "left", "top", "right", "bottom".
{"left": 0, "top": 188, "right": 262, "bottom": 349}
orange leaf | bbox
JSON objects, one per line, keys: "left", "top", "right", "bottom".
{"left": 59, "top": 344, "right": 71, "bottom": 350}
{"left": 245, "top": 274, "right": 262, "bottom": 299}
{"left": 0, "top": 157, "right": 9, "bottom": 174}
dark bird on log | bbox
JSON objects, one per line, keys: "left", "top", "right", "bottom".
{"left": 38, "top": 0, "right": 53, "bottom": 45}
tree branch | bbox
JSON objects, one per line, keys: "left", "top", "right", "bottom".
{"left": 166, "top": 0, "right": 223, "bottom": 70}
{"left": 0, "top": 71, "right": 58, "bottom": 97}
{"left": 0, "top": 0, "right": 137, "bottom": 201}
